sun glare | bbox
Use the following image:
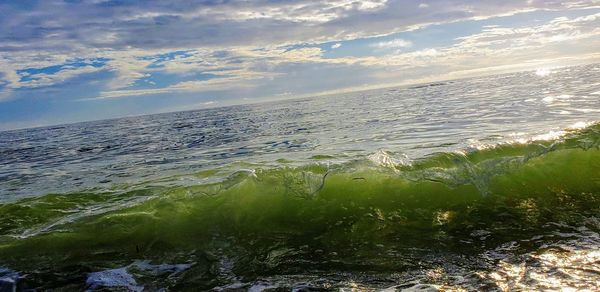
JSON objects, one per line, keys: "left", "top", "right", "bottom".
{"left": 535, "top": 68, "right": 552, "bottom": 77}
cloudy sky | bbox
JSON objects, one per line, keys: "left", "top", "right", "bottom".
{"left": 1, "top": 0, "right": 600, "bottom": 130}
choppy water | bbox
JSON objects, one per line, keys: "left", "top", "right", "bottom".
{"left": 0, "top": 63, "right": 599, "bottom": 291}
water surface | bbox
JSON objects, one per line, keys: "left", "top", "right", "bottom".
{"left": 0, "top": 64, "right": 599, "bottom": 290}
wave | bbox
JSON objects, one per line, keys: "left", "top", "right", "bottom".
{"left": 0, "top": 123, "right": 599, "bottom": 289}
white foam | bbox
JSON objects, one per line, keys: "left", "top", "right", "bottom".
{"left": 367, "top": 150, "right": 411, "bottom": 168}
{"left": 86, "top": 268, "right": 142, "bottom": 291}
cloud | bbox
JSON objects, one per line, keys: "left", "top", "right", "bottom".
{"left": 370, "top": 38, "right": 413, "bottom": 49}
{"left": 1, "top": 58, "right": 108, "bottom": 90}
{"left": 419, "top": 3, "right": 430, "bottom": 9}
{"left": 356, "top": 12, "right": 600, "bottom": 80}
{"left": 0, "top": 0, "right": 597, "bottom": 54}
{"left": 454, "top": 13, "right": 600, "bottom": 49}
{"left": 98, "top": 70, "right": 276, "bottom": 99}
{"left": 3, "top": 7, "right": 599, "bottom": 96}
{"left": 4, "top": 9, "right": 600, "bottom": 103}
{"left": 18, "top": 65, "right": 104, "bottom": 88}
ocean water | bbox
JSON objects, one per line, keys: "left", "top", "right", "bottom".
{"left": 0, "top": 63, "right": 599, "bottom": 290}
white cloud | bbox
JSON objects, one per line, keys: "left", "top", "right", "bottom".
{"left": 1, "top": 0, "right": 596, "bottom": 53}
{"left": 21, "top": 66, "right": 103, "bottom": 88}
{"left": 454, "top": 13, "right": 600, "bottom": 49}
{"left": 1, "top": 1, "right": 600, "bottom": 106}
{"left": 370, "top": 38, "right": 413, "bottom": 49}
{"left": 98, "top": 70, "right": 277, "bottom": 99}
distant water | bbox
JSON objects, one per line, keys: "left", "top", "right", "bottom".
{"left": 0, "top": 63, "right": 599, "bottom": 290}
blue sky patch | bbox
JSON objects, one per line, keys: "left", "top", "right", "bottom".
{"left": 127, "top": 71, "right": 221, "bottom": 90}
{"left": 17, "top": 58, "right": 109, "bottom": 82}
{"left": 140, "top": 50, "right": 196, "bottom": 69}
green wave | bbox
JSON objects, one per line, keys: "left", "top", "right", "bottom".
{"left": 1, "top": 123, "right": 599, "bottom": 289}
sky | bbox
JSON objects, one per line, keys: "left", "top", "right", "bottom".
{"left": 1, "top": 0, "right": 600, "bottom": 130}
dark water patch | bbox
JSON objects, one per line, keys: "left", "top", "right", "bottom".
{"left": 410, "top": 82, "right": 450, "bottom": 89}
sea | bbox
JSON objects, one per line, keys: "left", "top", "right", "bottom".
{"left": 0, "top": 63, "right": 599, "bottom": 290}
